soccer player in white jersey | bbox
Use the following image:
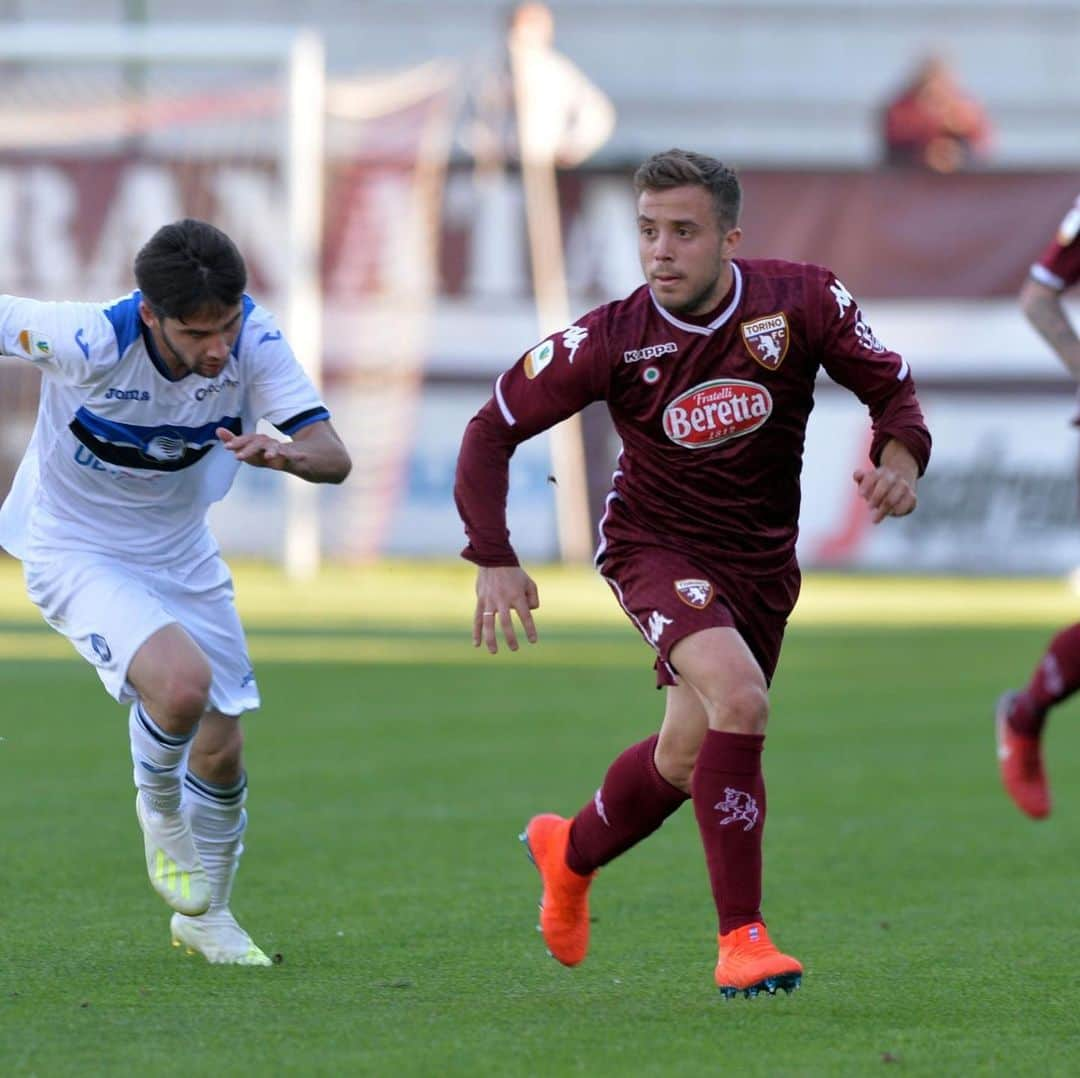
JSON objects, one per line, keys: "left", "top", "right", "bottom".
{"left": 0, "top": 219, "right": 351, "bottom": 965}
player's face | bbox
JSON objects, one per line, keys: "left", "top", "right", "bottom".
{"left": 141, "top": 301, "right": 243, "bottom": 379}
{"left": 637, "top": 185, "right": 741, "bottom": 316}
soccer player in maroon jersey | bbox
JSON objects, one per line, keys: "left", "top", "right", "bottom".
{"left": 995, "top": 194, "right": 1080, "bottom": 820}
{"left": 454, "top": 148, "right": 931, "bottom": 998}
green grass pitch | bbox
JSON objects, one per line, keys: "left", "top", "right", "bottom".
{"left": 2, "top": 562, "right": 1079, "bottom": 1076}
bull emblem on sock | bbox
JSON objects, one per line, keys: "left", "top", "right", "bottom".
{"left": 715, "top": 787, "right": 760, "bottom": 832}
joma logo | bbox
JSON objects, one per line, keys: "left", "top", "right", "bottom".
{"left": 104, "top": 387, "right": 150, "bottom": 401}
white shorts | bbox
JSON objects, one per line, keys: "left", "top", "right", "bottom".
{"left": 23, "top": 547, "right": 260, "bottom": 715}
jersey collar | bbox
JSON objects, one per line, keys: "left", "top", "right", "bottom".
{"left": 648, "top": 261, "right": 743, "bottom": 336}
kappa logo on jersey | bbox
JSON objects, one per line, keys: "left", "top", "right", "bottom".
{"left": 647, "top": 610, "right": 673, "bottom": 644}
{"left": 562, "top": 325, "right": 588, "bottom": 363}
{"left": 623, "top": 341, "right": 678, "bottom": 364}
{"left": 662, "top": 379, "right": 772, "bottom": 449}
{"left": 104, "top": 387, "right": 150, "bottom": 401}
{"left": 17, "top": 329, "right": 53, "bottom": 359}
{"left": 830, "top": 279, "right": 854, "bottom": 318}
{"left": 524, "top": 339, "right": 555, "bottom": 379}
{"left": 675, "top": 578, "right": 714, "bottom": 609}
{"left": 830, "top": 278, "right": 887, "bottom": 354}
{"left": 739, "top": 313, "right": 789, "bottom": 370}
{"left": 716, "top": 787, "right": 760, "bottom": 832}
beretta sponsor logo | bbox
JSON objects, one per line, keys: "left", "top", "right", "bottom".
{"left": 662, "top": 378, "right": 772, "bottom": 448}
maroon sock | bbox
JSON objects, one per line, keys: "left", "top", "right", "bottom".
{"left": 565, "top": 734, "right": 689, "bottom": 875}
{"left": 1011, "top": 623, "right": 1080, "bottom": 737}
{"left": 691, "top": 729, "right": 766, "bottom": 936}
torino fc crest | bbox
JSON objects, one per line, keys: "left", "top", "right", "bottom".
{"left": 675, "top": 578, "right": 714, "bottom": 609}
{"left": 740, "top": 313, "right": 789, "bottom": 370}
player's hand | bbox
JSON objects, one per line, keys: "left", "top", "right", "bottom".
{"left": 852, "top": 464, "right": 917, "bottom": 524}
{"left": 217, "top": 427, "right": 295, "bottom": 472}
{"left": 474, "top": 566, "right": 540, "bottom": 654}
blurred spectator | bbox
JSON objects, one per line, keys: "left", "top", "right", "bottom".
{"left": 462, "top": 2, "right": 614, "bottom": 173}
{"left": 881, "top": 53, "right": 993, "bottom": 172}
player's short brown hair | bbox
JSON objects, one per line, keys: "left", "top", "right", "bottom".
{"left": 633, "top": 149, "right": 741, "bottom": 229}
{"left": 135, "top": 218, "right": 247, "bottom": 321}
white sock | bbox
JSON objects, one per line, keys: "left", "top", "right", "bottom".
{"left": 129, "top": 701, "right": 194, "bottom": 814}
{"left": 183, "top": 771, "right": 247, "bottom": 913}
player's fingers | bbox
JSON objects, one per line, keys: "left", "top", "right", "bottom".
{"left": 514, "top": 599, "right": 538, "bottom": 644}
{"left": 499, "top": 607, "right": 519, "bottom": 652}
{"left": 480, "top": 607, "right": 499, "bottom": 654}
{"left": 525, "top": 579, "right": 540, "bottom": 611}
{"left": 472, "top": 603, "right": 484, "bottom": 648}
{"left": 874, "top": 482, "right": 914, "bottom": 523}
{"left": 216, "top": 427, "right": 236, "bottom": 444}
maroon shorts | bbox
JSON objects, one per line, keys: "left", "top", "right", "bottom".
{"left": 597, "top": 541, "right": 801, "bottom": 688}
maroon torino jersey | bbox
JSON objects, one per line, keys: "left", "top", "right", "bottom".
{"left": 455, "top": 258, "right": 931, "bottom": 572}
{"left": 1030, "top": 195, "right": 1080, "bottom": 291}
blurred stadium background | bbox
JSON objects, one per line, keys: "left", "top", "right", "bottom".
{"left": 1, "top": 0, "right": 1078, "bottom": 576}
{"left": 7, "top": 6, "right": 1080, "bottom": 1074}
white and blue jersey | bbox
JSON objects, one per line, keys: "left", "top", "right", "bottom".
{"left": 0, "top": 290, "right": 329, "bottom": 565}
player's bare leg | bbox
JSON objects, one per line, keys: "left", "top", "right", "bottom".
{"left": 170, "top": 711, "right": 271, "bottom": 966}
{"left": 128, "top": 625, "right": 212, "bottom": 915}
{"left": 672, "top": 627, "right": 802, "bottom": 998}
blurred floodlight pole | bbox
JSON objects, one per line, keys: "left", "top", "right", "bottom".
{"left": 509, "top": 9, "right": 614, "bottom": 563}
{"left": 283, "top": 30, "right": 326, "bottom": 579}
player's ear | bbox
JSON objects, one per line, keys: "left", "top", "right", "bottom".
{"left": 138, "top": 300, "right": 158, "bottom": 329}
{"left": 722, "top": 227, "right": 742, "bottom": 258}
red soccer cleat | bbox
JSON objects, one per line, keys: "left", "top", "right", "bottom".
{"left": 714, "top": 922, "right": 802, "bottom": 999}
{"left": 520, "top": 814, "right": 595, "bottom": 966}
{"left": 995, "top": 692, "right": 1051, "bottom": 819}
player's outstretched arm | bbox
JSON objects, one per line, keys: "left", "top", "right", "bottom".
{"left": 216, "top": 421, "right": 351, "bottom": 483}
{"left": 1019, "top": 277, "right": 1080, "bottom": 379}
{"left": 474, "top": 565, "right": 540, "bottom": 655}
{"left": 852, "top": 438, "right": 919, "bottom": 524}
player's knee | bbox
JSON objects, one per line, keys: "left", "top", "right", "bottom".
{"left": 157, "top": 661, "right": 213, "bottom": 726}
{"left": 653, "top": 740, "right": 695, "bottom": 793}
{"left": 706, "top": 682, "right": 769, "bottom": 734}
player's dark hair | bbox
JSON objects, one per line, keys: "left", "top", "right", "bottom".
{"left": 134, "top": 218, "right": 247, "bottom": 321}
{"left": 633, "top": 149, "right": 742, "bottom": 229}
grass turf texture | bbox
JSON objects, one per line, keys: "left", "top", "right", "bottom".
{"left": 2, "top": 561, "right": 1079, "bottom": 1076}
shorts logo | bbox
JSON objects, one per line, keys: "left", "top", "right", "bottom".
{"left": 662, "top": 379, "right": 772, "bottom": 449}
{"left": 675, "top": 578, "right": 713, "bottom": 609}
{"left": 739, "top": 313, "right": 788, "bottom": 370}
{"left": 647, "top": 610, "right": 673, "bottom": 644}
{"left": 716, "top": 787, "right": 759, "bottom": 832}
{"left": 17, "top": 329, "right": 53, "bottom": 359}
{"left": 524, "top": 339, "right": 554, "bottom": 379}
{"left": 90, "top": 633, "right": 112, "bottom": 663}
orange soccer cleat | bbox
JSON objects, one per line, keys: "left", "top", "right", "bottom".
{"left": 520, "top": 814, "right": 595, "bottom": 967}
{"left": 714, "top": 922, "right": 803, "bottom": 999}
{"left": 995, "top": 692, "right": 1051, "bottom": 819}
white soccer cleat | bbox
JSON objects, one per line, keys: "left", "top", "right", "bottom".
{"left": 170, "top": 910, "right": 273, "bottom": 966}
{"left": 136, "top": 793, "right": 211, "bottom": 916}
